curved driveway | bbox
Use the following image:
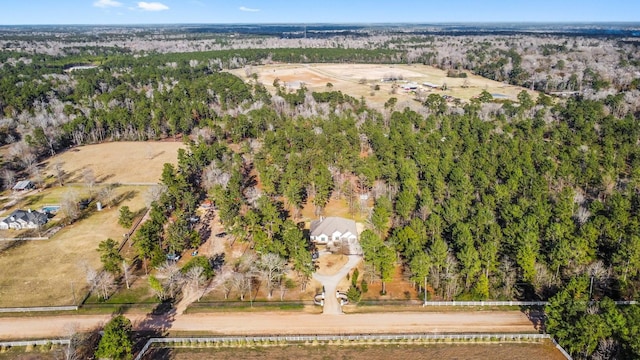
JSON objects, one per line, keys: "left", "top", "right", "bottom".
{"left": 312, "top": 255, "right": 362, "bottom": 315}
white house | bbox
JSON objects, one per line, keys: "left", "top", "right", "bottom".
{"left": 310, "top": 217, "right": 358, "bottom": 244}
{"left": 0, "top": 209, "right": 48, "bottom": 230}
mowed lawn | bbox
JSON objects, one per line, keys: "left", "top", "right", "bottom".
{"left": 0, "top": 142, "right": 183, "bottom": 307}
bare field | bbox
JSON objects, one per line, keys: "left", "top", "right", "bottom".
{"left": 160, "top": 341, "right": 567, "bottom": 360}
{"left": 229, "top": 63, "right": 536, "bottom": 110}
{"left": 42, "top": 141, "right": 184, "bottom": 184}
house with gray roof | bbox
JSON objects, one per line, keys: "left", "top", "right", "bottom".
{"left": 310, "top": 217, "right": 358, "bottom": 244}
{"left": 12, "top": 180, "right": 34, "bottom": 192}
{"left": 0, "top": 209, "right": 48, "bottom": 230}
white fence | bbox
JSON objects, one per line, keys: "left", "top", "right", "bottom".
{"left": 0, "top": 306, "right": 78, "bottom": 313}
{"left": 0, "top": 339, "right": 70, "bottom": 347}
{"left": 0, "top": 237, "right": 49, "bottom": 241}
{"left": 422, "top": 301, "right": 547, "bottom": 306}
{"left": 421, "top": 300, "right": 636, "bottom": 306}
{"left": 134, "top": 333, "right": 565, "bottom": 360}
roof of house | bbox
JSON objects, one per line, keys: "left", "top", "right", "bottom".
{"left": 12, "top": 180, "right": 33, "bottom": 191}
{"left": 310, "top": 217, "right": 358, "bottom": 238}
{"left": 1, "top": 209, "right": 48, "bottom": 225}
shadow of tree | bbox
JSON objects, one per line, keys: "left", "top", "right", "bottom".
{"left": 132, "top": 301, "right": 177, "bottom": 359}
{"left": 97, "top": 173, "right": 115, "bottom": 184}
{"left": 23, "top": 194, "right": 44, "bottom": 207}
{"left": 113, "top": 190, "right": 138, "bottom": 207}
{"left": 211, "top": 253, "right": 225, "bottom": 270}
{"left": 522, "top": 305, "right": 546, "bottom": 332}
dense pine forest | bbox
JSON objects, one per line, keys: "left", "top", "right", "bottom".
{"left": 2, "top": 26, "right": 640, "bottom": 358}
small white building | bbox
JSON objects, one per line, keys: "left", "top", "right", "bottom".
{"left": 423, "top": 82, "right": 441, "bottom": 89}
{"left": 402, "top": 82, "right": 419, "bottom": 91}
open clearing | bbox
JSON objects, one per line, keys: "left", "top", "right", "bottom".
{"left": 229, "top": 63, "right": 536, "bottom": 110}
{"left": 0, "top": 186, "right": 145, "bottom": 307}
{"left": 0, "top": 142, "right": 183, "bottom": 307}
{"left": 42, "top": 141, "right": 185, "bottom": 185}
{"left": 165, "top": 342, "right": 566, "bottom": 360}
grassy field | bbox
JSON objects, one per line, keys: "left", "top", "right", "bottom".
{"left": 41, "top": 141, "right": 185, "bottom": 185}
{"left": 152, "top": 342, "right": 567, "bottom": 360}
{"left": 0, "top": 142, "right": 183, "bottom": 307}
{"left": 229, "top": 63, "right": 537, "bottom": 110}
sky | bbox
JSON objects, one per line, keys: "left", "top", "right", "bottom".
{"left": 0, "top": 0, "right": 639, "bottom": 25}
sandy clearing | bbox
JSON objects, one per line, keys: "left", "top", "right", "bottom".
{"left": 0, "top": 311, "right": 537, "bottom": 340}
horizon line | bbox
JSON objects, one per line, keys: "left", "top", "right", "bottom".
{"left": 2, "top": 21, "right": 640, "bottom": 27}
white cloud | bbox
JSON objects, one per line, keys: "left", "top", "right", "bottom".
{"left": 239, "top": 6, "right": 260, "bottom": 12}
{"left": 94, "top": 0, "right": 123, "bottom": 8}
{"left": 137, "top": 2, "right": 169, "bottom": 11}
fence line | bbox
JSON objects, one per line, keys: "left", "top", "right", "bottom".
{"left": 0, "top": 237, "right": 49, "bottom": 241}
{"left": 421, "top": 300, "right": 636, "bottom": 306}
{"left": 0, "top": 306, "right": 78, "bottom": 313}
{"left": 552, "top": 338, "right": 574, "bottom": 360}
{"left": 422, "top": 301, "right": 547, "bottom": 306}
{"left": 0, "top": 339, "right": 70, "bottom": 347}
{"left": 134, "top": 333, "right": 553, "bottom": 360}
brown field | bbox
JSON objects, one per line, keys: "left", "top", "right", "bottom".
{"left": 41, "top": 141, "right": 185, "bottom": 185}
{"left": 0, "top": 142, "right": 183, "bottom": 307}
{"left": 229, "top": 63, "right": 536, "bottom": 110}
{"left": 0, "top": 185, "right": 146, "bottom": 306}
{"left": 160, "top": 342, "right": 567, "bottom": 360}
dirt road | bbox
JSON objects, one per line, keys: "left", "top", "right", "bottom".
{"left": 0, "top": 311, "right": 537, "bottom": 340}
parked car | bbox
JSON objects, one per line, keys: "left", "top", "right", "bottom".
{"left": 166, "top": 253, "right": 180, "bottom": 261}
{"left": 215, "top": 232, "right": 227, "bottom": 238}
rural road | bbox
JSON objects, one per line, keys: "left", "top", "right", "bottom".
{"left": 313, "top": 254, "right": 362, "bottom": 315}
{"left": 0, "top": 311, "right": 537, "bottom": 340}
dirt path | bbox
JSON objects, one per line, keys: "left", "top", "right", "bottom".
{"left": 0, "top": 311, "right": 537, "bottom": 340}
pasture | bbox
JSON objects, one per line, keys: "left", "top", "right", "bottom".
{"left": 163, "top": 342, "right": 567, "bottom": 360}
{"left": 229, "top": 63, "right": 536, "bottom": 110}
{"left": 0, "top": 142, "right": 183, "bottom": 307}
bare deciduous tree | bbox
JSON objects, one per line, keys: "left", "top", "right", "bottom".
{"left": 94, "top": 271, "right": 116, "bottom": 300}
{"left": 61, "top": 190, "right": 80, "bottom": 222}
{"left": 82, "top": 168, "right": 96, "bottom": 197}
{"left": 82, "top": 262, "right": 116, "bottom": 300}
{"left": 22, "top": 152, "right": 37, "bottom": 169}
{"left": 98, "top": 184, "right": 117, "bottom": 208}
{"left": 184, "top": 266, "right": 206, "bottom": 298}
{"left": 1, "top": 169, "right": 16, "bottom": 190}
{"left": 155, "top": 261, "right": 184, "bottom": 299}
{"left": 144, "top": 184, "right": 166, "bottom": 208}
{"left": 54, "top": 161, "right": 65, "bottom": 187}
{"left": 231, "top": 272, "right": 252, "bottom": 301}
{"left": 220, "top": 277, "right": 233, "bottom": 300}
{"left": 257, "top": 253, "right": 286, "bottom": 299}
